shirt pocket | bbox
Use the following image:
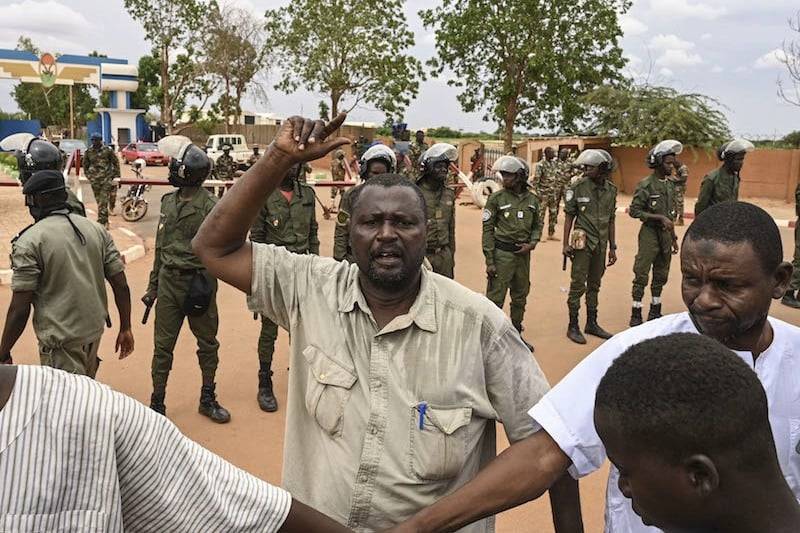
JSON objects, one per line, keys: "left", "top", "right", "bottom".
{"left": 409, "top": 403, "right": 472, "bottom": 481}
{"left": 303, "top": 345, "right": 357, "bottom": 437}
{"left": 3, "top": 510, "right": 107, "bottom": 532}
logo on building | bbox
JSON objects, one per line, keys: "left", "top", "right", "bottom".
{"left": 39, "top": 53, "right": 57, "bottom": 88}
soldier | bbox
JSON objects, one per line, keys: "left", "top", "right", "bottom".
{"left": 247, "top": 145, "right": 261, "bottom": 168}
{"left": 83, "top": 133, "right": 120, "bottom": 227}
{"left": 533, "top": 147, "right": 560, "bottom": 241}
{"left": 695, "top": 138, "right": 754, "bottom": 215}
{"left": 555, "top": 148, "right": 575, "bottom": 211}
{"left": 0, "top": 133, "right": 86, "bottom": 216}
{"left": 782, "top": 180, "right": 800, "bottom": 308}
{"left": 333, "top": 144, "right": 397, "bottom": 263}
{"left": 406, "top": 129, "right": 429, "bottom": 181}
{"left": 300, "top": 162, "right": 313, "bottom": 184}
{"left": 483, "top": 156, "right": 541, "bottom": 351}
{"left": 354, "top": 135, "right": 369, "bottom": 160}
{"left": 629, "top": 140, "right": 682, "bottom": 327}
{"left": 329, "top": 148, "right": 347, "bottom": 211}
{"left": 142, "top": 137, "right": 229, "bottom": 423}
{"left": 418, "top": 143, "right": 457, "bottom": 278}
{"left": 0, "top": 169, "right": 134, "bottom": 375}
{"left": 214, "top": 144, "right": 236, "bottom": 197}
{"left": 671, "top": 157, "right": 688, "bottom": 225}
{"left": 249, "top": 163, "right": 320, "bottom": 412}
{"left": 470, "top": 145, "right": 485, "bottom": 180}
{"left": 562, "top": 149, "right": 618, "bottom": 344}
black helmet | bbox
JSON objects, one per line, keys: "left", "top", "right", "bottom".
{"left": 0, "top": 134, "right": 63, "bottom": 185}
{"left": 168, "top": 144, "right": 212, "bottom": 187}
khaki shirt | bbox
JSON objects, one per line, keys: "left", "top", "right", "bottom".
{"left": 420, "top": 184, "right": 456, "bottom": 252}
{"left": 250, "top": 181, "right": 319, "bottom": 254}
{"left": 247, "top": 244, "right": 550, "bottom": 532}
{"left": 482, "top": 188, "right": 542, "bottom": 267}
{"left": 695, "top": 165, "right": 739, "bottom": 215}
{"left": 564, "top": 177, "right": 617, "bottom": 252}
{"left": 11, "top": 212, "right": 124, "bottom": 345}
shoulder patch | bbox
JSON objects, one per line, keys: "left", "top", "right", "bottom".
{"left": 337, "top": 211, "right": 350, "bottom": 225}
{"left": 482, "top": 209, "right": 492, "bottom": 222}
{"left": 565, "top": 189, "right": 574, "bottom": 202}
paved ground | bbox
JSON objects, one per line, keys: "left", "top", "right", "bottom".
{"left": 2, "top": 169, "right": 800, "bottom": 531}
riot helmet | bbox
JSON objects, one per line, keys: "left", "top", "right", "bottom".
{"left": 159, "top": 136, "right": 213, "bottom": 187}
{"left": 575, "top": 149, "right": 615, "bottom": 173}
{"left": 492, "top": 155, "right": 529, "bottom": 182}
{"left": 0, "top": 133, "right": 64, "bottom": 184}
{"left": 360, "top": 144, "right": 396, "bottom": 179}
{"left": 647, "top": 140, "right": 683, "bottom": 169}
{"left": 419, "top": 142, "right": 457, "bottom": 182}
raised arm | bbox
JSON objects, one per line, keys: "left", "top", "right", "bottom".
{"left": 192, "top": 114, "right": 349, "bottom": 292}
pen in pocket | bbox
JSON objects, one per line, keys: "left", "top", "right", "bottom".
{"left": 418, "top": 401, "right": 428, "bottom": 430}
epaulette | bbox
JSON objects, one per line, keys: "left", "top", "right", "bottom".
{"left": 11, "top": 222, "right": 37, "bottom": 244}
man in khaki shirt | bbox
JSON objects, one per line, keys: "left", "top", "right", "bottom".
{"left": 193, "top": 114, "right": 582, "bottom": 532}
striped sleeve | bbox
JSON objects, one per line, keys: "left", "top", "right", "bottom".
{"left": 112, "top": 390, "right": 291, "bottom": 532}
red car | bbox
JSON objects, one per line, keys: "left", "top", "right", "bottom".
{"left": 121, "top": 142, "right": 168, "bottom": 166}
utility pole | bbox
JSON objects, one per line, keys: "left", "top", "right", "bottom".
{"left": 69, "top": 84, "right": 75, "bottom": 138}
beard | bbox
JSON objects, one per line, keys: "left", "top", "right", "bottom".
{"left": 364, "top": 249, "right": 425, "bottom": 291}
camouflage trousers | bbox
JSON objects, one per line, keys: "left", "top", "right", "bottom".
{"left": 90, "top": 178, "right": 117, "bottom": 226}
{"left": 536, "top": 184, "right": 560, "bottom": 237}
{"left": 674, "top": 184, "right": 686, "bottom": 221}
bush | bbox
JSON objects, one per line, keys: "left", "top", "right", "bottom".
{"left": 0, "top": 152, "right": 18, "bottom": 169}
{"left": 783, "top": 131, "right": 800, "bottom": 148}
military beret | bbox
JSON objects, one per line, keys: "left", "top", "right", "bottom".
{"left": 22, "top": 169, "right": 66, "bottom": 195}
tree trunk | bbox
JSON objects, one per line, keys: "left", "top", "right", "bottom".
{"left": 224, "top": 78, "right": 232, "bottom": 134}
{"left": 503, "top": 96, "right": 518, "bottom": 154}
{"left": 331, "top": 91, "right": 343, "bottom": 134}
{"left": 161, "top": 44, "right": 172, "bottom": 134}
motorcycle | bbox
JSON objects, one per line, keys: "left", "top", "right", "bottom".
{"left": 121, "top": 159, "right": 151, "bottom": 222}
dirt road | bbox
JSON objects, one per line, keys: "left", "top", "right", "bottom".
{"left": 3, "top": 196, "right": 799, "bottom": 532}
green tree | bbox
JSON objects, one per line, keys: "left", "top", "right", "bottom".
{"left": 264, "top": 0, "right": 423, "bottom": 119}
{"left": 582, "top": 84, "right": 731, "bottom": 147}
{"left": 783, "top": 130, "right": 800, "bottom": 148}
{"left": 318, "top": 100, "right": 330, "bottom": 121}
{"left": 421, "top": 0, "right": 629, "bottom": 152}
{"left": 123, "top": 0, "right": 217, "bottom": 132}
{"left": 11, "top": 36, "right": 98, "bottom": 130}
{"left": 204, "top": 5, "right": 267, "bottom": 133}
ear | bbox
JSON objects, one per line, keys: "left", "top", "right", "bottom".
{"left": 772, "top": 261, "right": 793, "bottom": 299}
{"left": 684, "top": 455, "right": 719, "bottom": 496}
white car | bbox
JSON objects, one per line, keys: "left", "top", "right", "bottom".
{"left": 205, "top": 134, "right": 250, "bottom": 167}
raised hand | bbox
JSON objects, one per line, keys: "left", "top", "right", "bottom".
{"left": 271, "top": 113, "right": 351, "bottom": 164}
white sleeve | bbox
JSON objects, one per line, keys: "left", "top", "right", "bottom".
{"left": 113, "top": 391, "right": 291, "bottom": 532}
{"left": 528, "top": 337, "right": 626, "bottom": 478}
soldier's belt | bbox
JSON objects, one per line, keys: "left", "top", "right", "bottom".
{"left": 495, "top": 240, "right": 521, "bottom": 253}
{"left": 426, "top": 245, "right": 449, "bottom": 254}
{"left": 163, "top": 266, "right": 205, "bottom": 275}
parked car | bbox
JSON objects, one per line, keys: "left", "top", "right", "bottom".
{"left": 205, "top": 134, "right": 250, "bottom": 168}
{"left": 58, "top": 138, "right": 87, "bottom": 155}
{"left": 121, "top": 142, "right": 169, "bottom": 166}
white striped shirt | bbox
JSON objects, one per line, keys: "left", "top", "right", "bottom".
{"left": 0, "top": 365, "right": 291, "bottom": 532}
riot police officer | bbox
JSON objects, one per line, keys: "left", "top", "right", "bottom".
{"left": 333, "top": 144, "right": 397, "bottom": 263}
{"left": 695, "top": 138, "right": 755, "bottom": 215}
{"left": 629, "top": 140, "right": 681, "bottom": 326}
{"left": 417, "top": 143, "right": 458, "bottom": 278}
{"left": 0, "top": 133, "right": 86, "bottom": 216}
{"left": 482, "top": 155, "right": 541, "bottom": 351}
{"left": 143, "top": 136, "right": 230, "bottom": 423}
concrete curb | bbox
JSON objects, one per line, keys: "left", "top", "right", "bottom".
{"left": 616, "top": 206, "right": 797, "bottom": 228}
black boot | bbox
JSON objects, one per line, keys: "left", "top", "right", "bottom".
{"left": 150, "top": 391, "right": 166, "bottom": 416}
{"left": 782, "top": 290, "right": 800, "bottom": 309}
{"left": 647, "top": 303, "right": 663, "bottom": 321}
{"left": 585, "top": 310, "right": 613, "bottom": 339}
{"left": 567, "top": 311, "right": 587, "bottom": 344}
{"left": 513, "top": 323, "right": 535, "bottom": 353}
{"left": 199, "top": 383, "right": 231, "bottom": 424}
{"left": 629, "top": 307, "right": 643, "bottom": 327}
{"left": 257, "top": 370, "right": 278, "bottom": 412}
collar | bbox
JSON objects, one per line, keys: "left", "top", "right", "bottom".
{"left": 0, "top": 365, "right": 43, "bottom": 455}
{"left": 338, "top": 267, "right": 438, "bottom": 334}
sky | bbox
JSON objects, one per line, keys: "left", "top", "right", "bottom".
{"left": 0, "top": 0, "right": 798, "bottom": 138}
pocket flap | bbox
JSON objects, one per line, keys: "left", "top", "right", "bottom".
{"left": 303, "top": 346, "right": 357, "bottom": 389}
{"left": 422, "top": 405, "right": 472, "bottom": 435}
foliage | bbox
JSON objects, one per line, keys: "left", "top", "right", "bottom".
{"left": 123, "top": 0, "right": 217, "bottom": 132}
{"left": 0, "top": 109, "right": 27, "bottom": 120}
{"left": 783, "top": 130, "right": 800, "bottom": 148}
{"left": 204, "top": 4, "right": 267, "bottom": 131}
{"left": 318, "top": 100, "right": 330, "bottom": 121}
{"left": 421, "top": 0, "right": 629, "bottom": 152}
{"left": 581, "top": 84, "right": 730, "bottom": 147}
{"left": 11, "top": 36, "right": 98, "bottom": 130}
{"left": 264, "top": 0, "right": 423, "bottom": 119}
{"left": 778, "top": 11, "right": 800, "bottom": 107}
{"left": 131, "top": 54, "right": 160, "bottom": 111}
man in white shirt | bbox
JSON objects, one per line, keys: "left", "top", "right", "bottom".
{"left": 0, "top": 364, "right": 350, "bottom": 532}
{"left": 388, "top": 201, "right": 800, "bottom": 533}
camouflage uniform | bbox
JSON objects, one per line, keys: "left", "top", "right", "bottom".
{"left": 406, "top": 141, "right": 428, "bottom": 181}
{"left": 420, "top": 183, "right": 456, "bottom": 278}
{"left": 299, "top": 162, "right": 312, "bottom": 184}
{"left": 672, "top": 163, "right": 688, "bottom": 224}
{"left": 215, "top": 153, "right": 236, "bottom": 180}
{"left": 83, "top": 144, "right": 120, "bottom": 226}
{"left": 533, "top": 158, "right": 560, "bottom": 238}
{"left": 330, "top": 152, "right": 346, "bottom": 202}
{"left": 555, "top": 157, "right": 577, "bottom": 207}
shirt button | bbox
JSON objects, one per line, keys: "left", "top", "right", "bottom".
{"left": 370, "top": 425, "right": 378, "bottom": 435}
{"left": 359, "top": 473, "right": 369, "bottom": 483}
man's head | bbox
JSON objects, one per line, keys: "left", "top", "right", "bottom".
{"left": 252, "top": 145, "right": 260, "bottom": 155}
{"left": 280, "top": 163, "right": 301, "bottom": 189}
{"left": 544, "top": 147, "right": 555, "bottom": 161}
{"left": 222, "top": 144, "right": 232, "bottom": 154}
{"left": 647, "top": 139, "right": 682, "bottom": 175}
{"left": 22, "top": 169, "right": 68, "bottom": 220}
{"left": 415, "top": 130, "right": 425, "bottom": 144}
{"left": 558, "top": 148, "right": 570, "bottom": 161}
{"left": 718, "top": 138, "right": 754, "bottom": 174}
{"left": 492, "top": 155, "right": 529, "bottom": 190}
{"left": 335, "top": 149, "right": 345, "bottom": 160}
{"left": 348, "top": 174, "right": 427, "bottom": 291}
{"left": 91, "top": 133, "right": 102, "bottom": 149}
{"left": 420, "top": 143, "right": 457, "bottom": 185}
{"left": 595, "top": 333, "right": 779, "bottom": 532}
{"left": 360, "top": 144, "right": 397, "bottom": 180}
{"left": 681, "top": 202, "right": 791, "bottom": 347}
{"left": 159, "top": 136, "right": 213, "bottom": 188}
{"left": 574, "top": 149, "right": 614, "bottom": 181}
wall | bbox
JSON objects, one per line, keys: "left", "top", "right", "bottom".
{"left": 610, "top": 146, "right": 800, "bottom": 202}
{"left": 0, "top": 119, "right": 41, "bottom": 140}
